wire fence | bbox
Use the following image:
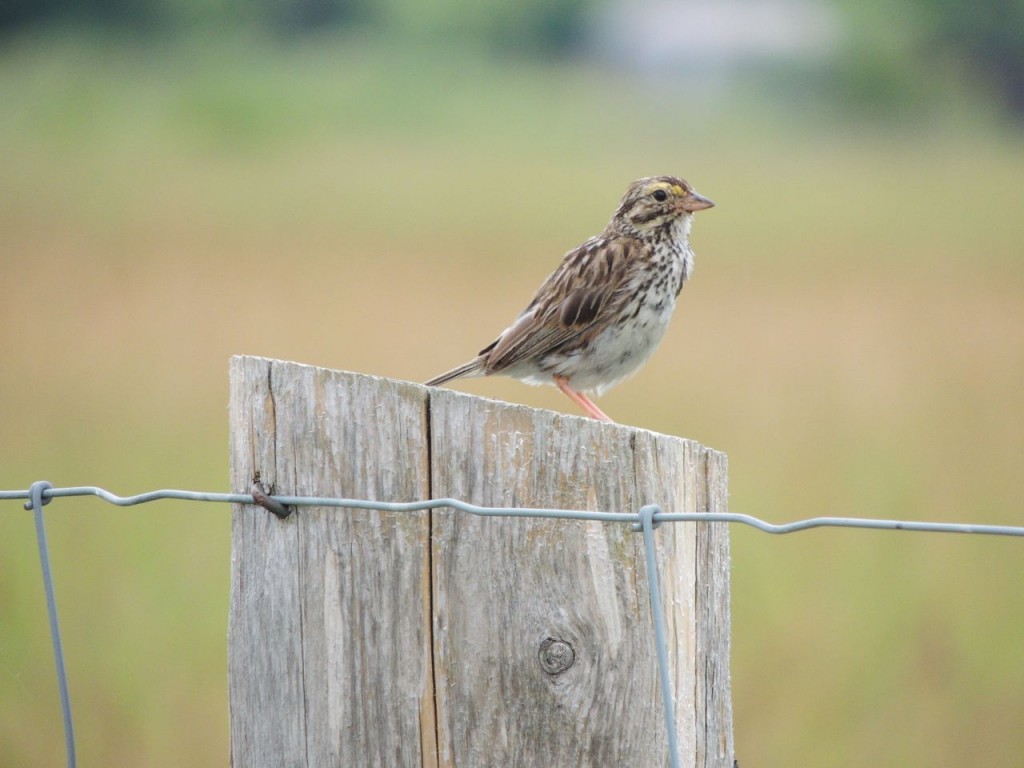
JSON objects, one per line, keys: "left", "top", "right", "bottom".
{"left": 6, "top": 481, "right": 1024, "bottom": 768}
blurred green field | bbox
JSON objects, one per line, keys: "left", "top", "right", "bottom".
{"left": 2, "top": 29, "right": 1023, "bottom": 767}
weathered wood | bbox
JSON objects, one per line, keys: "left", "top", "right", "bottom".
{"left": 229, "top": 355, "right": 733, "bottom": 768}
{"left": 229, "top": 357, "right": 436, "bottom": 767}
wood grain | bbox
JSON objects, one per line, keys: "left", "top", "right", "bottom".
{"left": 228, "top": 356, "right": 732, "bottom": 767}
{"left": 229, "top": 356, "right": 435, "bottom": 767}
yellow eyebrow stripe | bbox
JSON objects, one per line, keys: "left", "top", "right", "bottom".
{"left": 645, "top": 182, "right": 686, "bottom": 197}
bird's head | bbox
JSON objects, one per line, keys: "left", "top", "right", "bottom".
{"left": 612, "top": 176, "right": 714, "bottom": 236}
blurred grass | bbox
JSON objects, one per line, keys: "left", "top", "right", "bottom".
{"left": 1, "top": 27, "right": 1023, "bottom": 767}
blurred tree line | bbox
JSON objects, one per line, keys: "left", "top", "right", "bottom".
{"left": 0, "top": 0, "right": 588, "bottom": 51}
{"left": 1, "top": 0, "right": 1022, "bottom": 115}
{"left": 914, "top": 0, "right": 1024, "bottom": 114}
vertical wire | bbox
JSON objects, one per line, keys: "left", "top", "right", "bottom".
{"left": 639, "top": 504, "right": 680, "bottom": 768}
{"left": 28, "top": 481, "right": 76, "bottom": 768}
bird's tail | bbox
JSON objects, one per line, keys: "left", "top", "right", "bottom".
{"left": 424, "top": 358, "right": 486, "bottom": 387}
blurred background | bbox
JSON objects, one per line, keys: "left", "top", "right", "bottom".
{"left": 1, "top": 0, "right": 1022, "bottom": 765}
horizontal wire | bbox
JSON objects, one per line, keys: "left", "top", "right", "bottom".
{"left": 12, "top": 481, "right": 1022, "bottom": 768}
{"left": 3, "top": 484, "right": 1023, "bottom": 537}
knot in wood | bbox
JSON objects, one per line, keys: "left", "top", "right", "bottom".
{"left": 538, "top": 637, "right": 575, "bottom": 675}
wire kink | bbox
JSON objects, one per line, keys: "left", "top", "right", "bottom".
{"left": 6, "top": 483, "right": 1023, "bottom": 768}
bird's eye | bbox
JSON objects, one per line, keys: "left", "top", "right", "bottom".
{"left": 652, "top": 189, "right": 669, "bottom": 202}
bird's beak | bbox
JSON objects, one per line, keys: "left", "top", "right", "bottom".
{"left": 680, "top": 191, "right": 715, "bottom": 212}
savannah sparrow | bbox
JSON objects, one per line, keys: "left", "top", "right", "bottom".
{"left": 425, "top": 175, "right": 714, "bottom": 422}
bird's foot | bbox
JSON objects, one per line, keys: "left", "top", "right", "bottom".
{"left": 554, "top": 376, "right": 614, "bottom": 422}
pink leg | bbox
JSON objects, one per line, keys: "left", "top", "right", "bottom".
{"left": 554, "top": 376, "right": 614, "bottom": 422}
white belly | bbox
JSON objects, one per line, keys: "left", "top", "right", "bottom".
{"left": 542, "top": 300, "right": 677, "bottom": 395}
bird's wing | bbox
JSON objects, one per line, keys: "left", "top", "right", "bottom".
{"left": 481, "top": 235, "right": 639, "bottom": 374}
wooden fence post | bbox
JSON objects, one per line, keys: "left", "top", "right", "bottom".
{"left": 228, "top": 355, "right": 733, "bottom": 768}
